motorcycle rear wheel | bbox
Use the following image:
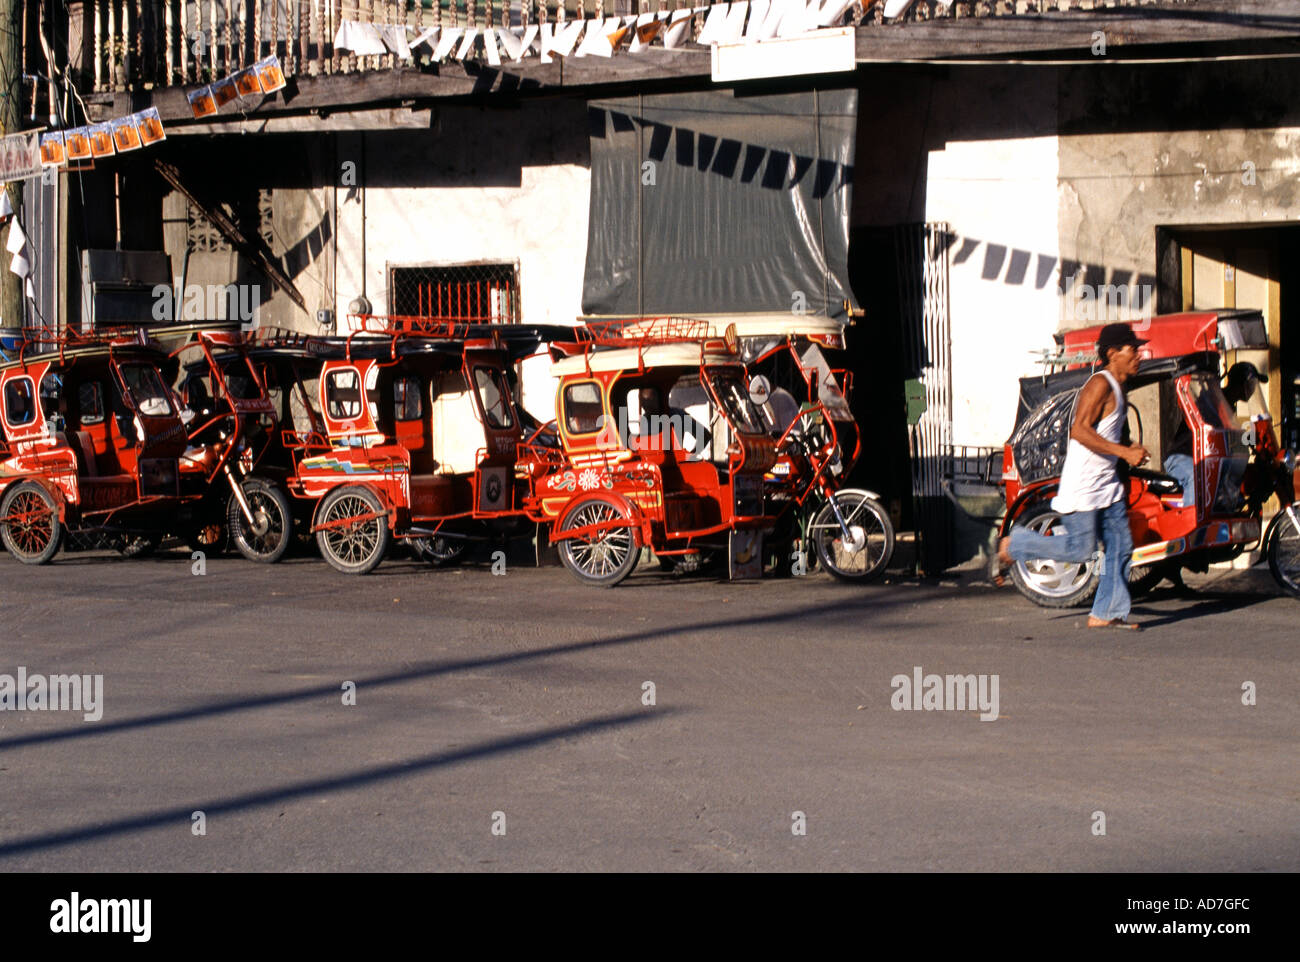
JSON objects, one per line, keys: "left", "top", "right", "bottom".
{"left": 1265, "top": 511, "right": 1300, "bottom": 600}
{"left": 1008, "top": 503, "right": 1099, "bottom": 608}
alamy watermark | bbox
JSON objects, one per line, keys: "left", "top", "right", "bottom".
{"left": 50, "top": 893, "right": 150, "bottom": 942}
{"left": 890, "top": 666, "right": 999, "bottom": 722}
{"left": 0, "top": 666, "right": 103, "bottom": 721}
{"left": 1061, "top": 270, "right": 1155, "bottom": 325}
{"left": 596, "top": 407, "right": 708, "bottom": 457}
{"left": 152, "top": 281, "right": 261, "bottom": 331}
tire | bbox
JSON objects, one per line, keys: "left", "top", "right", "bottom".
{"left": 1266, "top": 510, "right": 1300, "bottom": 600}
{"left": 556, "top": 497, "right": 639, "bottom": 587}
{"left": 810, "top": 491, "right": 894, "bottom": 583}
{"left": 1127, "top": 563, "right": 1167, "bottom": 599}
{"left": 1008, "top": 502, "right": 1099, "bottom": 608}
{"left": 409, "top": 535, "right": 466, "bottom": 567}
{"left": 315, "top": 486, "right": 391, "bottom": 575}
{"left": 0, "top": 481, "right": 63, "bottom": 565}
{"left": 227, "top": 479, "right": 293, "bottom": 564}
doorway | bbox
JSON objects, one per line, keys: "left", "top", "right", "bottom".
{"left": 1156, "top": 224, "right": 1300, "bottom": 451}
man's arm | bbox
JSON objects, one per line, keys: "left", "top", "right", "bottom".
{"left": 1071, "top": 377, "right": 1149, "bottom": 467}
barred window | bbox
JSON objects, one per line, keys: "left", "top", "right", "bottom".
{"left": 389, "top": 263, "right": 520, "bottom": 323}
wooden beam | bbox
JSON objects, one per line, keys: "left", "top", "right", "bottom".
{"left": 153, "top": 159, "right": 308, "bottom": 312}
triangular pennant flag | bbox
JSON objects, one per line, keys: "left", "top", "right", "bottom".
{"left": 377, "top": 24, "right": 412, "bottom": 59}
{"left": 498, "top": 26, "right": 526, "bottom": 61}
{"left": 719, "top": 2, "right": 749, "bottom": 44}
{"left": 7, "top": 218, "right": 30, "bottom": 279}
{"left": 663, "top": 8, "right": 693, "bottom": 49}
{"left": 746, "top": 0, "right": 771, "bottom": 40}
{"left": 551, "top": 19, "right": 585, "bottom": 58}
{"left": 605, "top": 16, "right": 635, "bottom": 52}
{"left": 631, "top": 13, "right": 665, "bottom": 51}
{"left": 575, "top": 17, "right": 606, "bottom": 58}
{"left": 432, "top": 28, "right": 464, "bottom": 61}
{"left": 454, "top": 28, "right": 480, "bottom": 61}
{"left": 483, "top": 28, "right": 502, "bottom": 65}
{"left": 696, "top": 4, "right": 729, "bottom": 45}
{"left": 411, "top": 26, "right": 440, "bottom": 51}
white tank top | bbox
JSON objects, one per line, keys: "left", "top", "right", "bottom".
{"left": 1051, "top": 370, "right": 1127, "bottom": 513}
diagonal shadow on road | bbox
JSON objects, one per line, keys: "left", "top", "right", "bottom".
{"left": 0, "top": 708, "right": 669, "bottom": 859}
{"left": 0, "top": 591, "right": 912, "bottom": 752}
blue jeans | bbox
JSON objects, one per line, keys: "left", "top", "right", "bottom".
{"left": 1163, "top": 453, "right": 1195, "bottom": 506}
{"left": 1008, "top": 498, "right": 1133, "bottom": 621}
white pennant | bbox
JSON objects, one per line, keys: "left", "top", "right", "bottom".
{"left": 431, "top": 28, "right": 464, "bottom": 62}
{"left": 454, "top": 28, "right": 479, "bottom": 61}
{"left": 662, "top": 9, "right": 693, "bottom": 50}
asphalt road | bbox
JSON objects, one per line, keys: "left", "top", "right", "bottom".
{"left": 0, "top": 544, "right": 1296, "bottom": 872}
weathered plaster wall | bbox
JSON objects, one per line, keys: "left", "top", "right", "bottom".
{"left": 333, "top": 102, "right": 591, "bottom": 417}
{"left": 856, "top": 60, "right": 1300, "bottom": 447}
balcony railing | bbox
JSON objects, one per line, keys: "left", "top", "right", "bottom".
{"left": 63, "top": 0, "right": 1168, "bottom": 94}
{"left": 72, "top": 0, "right": 709, "bottom": 91}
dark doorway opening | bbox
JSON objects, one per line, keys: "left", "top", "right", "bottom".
{"left": 1156, "top": 223, "right": 1300, "bottom": 451}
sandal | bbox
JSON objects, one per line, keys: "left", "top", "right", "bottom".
{"left": 993, "top": 537, "right": 1012, "bottom": 587}
{"left": 1087, "top": 617, "right": 1142, "bottom": 631}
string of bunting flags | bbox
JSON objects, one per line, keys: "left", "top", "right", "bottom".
{"left": 332, "top": 0, "right": 861, "bottom": 64}
{"left": 187, "top": 56, "right": 288, "bottom": 119}
{"left": 39, "top": 108, "right": 167, "bottom": 172}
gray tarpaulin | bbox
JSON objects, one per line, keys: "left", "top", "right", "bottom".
{"left": 583, "top": 89, "right": 859, "bottom": 320}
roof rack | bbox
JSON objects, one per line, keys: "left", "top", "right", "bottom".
{"left": 348, "top": 313, "right": 482, "bottom": 339}
{"left": 584, "top": 316, "right": 712, "bottom": 347}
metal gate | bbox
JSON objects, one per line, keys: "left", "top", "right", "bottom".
{"left": 897, "top": 222, "right": 953, "bottom": 574}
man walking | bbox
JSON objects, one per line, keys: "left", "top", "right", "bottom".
{"left": 999, "top": 323, "right": 1151, "bottom": 629}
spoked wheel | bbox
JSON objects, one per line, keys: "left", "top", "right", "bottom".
{"left": 0, "top": 482, "right": 63, "bottom": 565}
{"left": 557, "top": 497, "right": 639, "bottom": 587}
{"left": 187, "top": 522, "right": 227, "bottom": 555}
{"left": 1009, "top": 504, "right": 1098, "bottom": 608}
{"left": 315, "top": 486, "right": 391, "bottom": 575}
{"left": 227, "top": 479, "right": 293, "bottom": 563}
{"left": 409, "top": 535, "right": 467, "bottom": 567}
{"left": 1266, "top": 510, "right": 1300, "bottom": 600}
{"left": 810, "top": 491, "right": 894, "bottom": 583}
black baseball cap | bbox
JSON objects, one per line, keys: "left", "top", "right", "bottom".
{"left": 1226, "top": 361, "right": 1267, "bottom": 385}
{"left": 1096, "top": 323, "right": 1149, "bottom": 355}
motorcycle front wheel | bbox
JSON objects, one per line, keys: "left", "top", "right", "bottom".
{"left": 810, "top": 491, "right": 894, "bottom": 583}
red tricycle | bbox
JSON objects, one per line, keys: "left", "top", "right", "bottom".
{"left": 281, "top": 316, "right": 568, "bottom": 574}
{"left": 1000, "top": 312, "right": 1298, "bottom": 604}
{"left": 518, "top": 318, "right": 892, "bottom": 586}
{"left": 0, "top": 330, "right": 194, "bottom": 563}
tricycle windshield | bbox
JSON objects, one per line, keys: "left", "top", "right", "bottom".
{"left": 473, "top": 366, "right": 513, "bottom": 430}
{"left": 218, "top": 355, "right": 264, "bottom": 401}
{"left": 1187, "top": 374, "right": 1238, "bottom": 431}
{"left": 118, "top": 364, "right": 174, "bottom": 417}
{"left": 706, "top": 368, "right": 764, "bottom": 435}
